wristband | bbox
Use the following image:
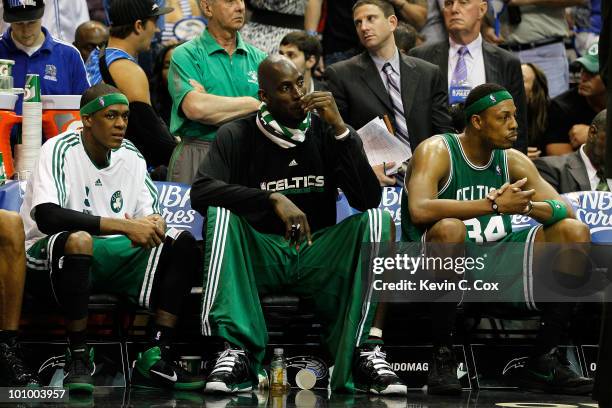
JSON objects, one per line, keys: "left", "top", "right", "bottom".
{"left": 306, "top": 30, "right": 319, "bottom": 37}
{"left": 542, "top": 199, "right": 568, "bottom": 226}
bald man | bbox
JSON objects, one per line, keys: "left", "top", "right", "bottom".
{"left": 73, "top": 21, "right": 109, "bottom": 63}
{"left": 190, "top": 56, "right": 406, "bottom": 395}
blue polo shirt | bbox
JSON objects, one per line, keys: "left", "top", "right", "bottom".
{"left": 0, "top": 27, "right": 90, "bottom": 114}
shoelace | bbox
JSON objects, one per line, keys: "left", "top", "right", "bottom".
{"left": 210, "top": 348, "right": 246, "bottom": 375}
{"left": 360, "top": 346, "right": 395, "bottom": 377}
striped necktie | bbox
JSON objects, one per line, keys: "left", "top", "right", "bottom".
{"left": 382, "top": 63, "right": 411, "bottom": 153}
{"left": 596, "top": 172, "right": 610, "bottom": 192}
{"left": 451, "top": 46, "right": 469, "bottom": 85}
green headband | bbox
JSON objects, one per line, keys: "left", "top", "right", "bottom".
{"left": 464, "top": 90, "right": 513, "bottom": 118}
{"left": 80, "top": 93, "right": 129, "bottom": 116}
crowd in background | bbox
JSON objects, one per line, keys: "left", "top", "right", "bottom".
{"left": 0, "top": 0, "right": 602, "bottom": 177}
{"left": 39, "top": 0, "right": 603, "bottom": 186}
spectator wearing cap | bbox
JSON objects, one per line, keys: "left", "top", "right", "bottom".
{"left": 544, "top": 43, "right": 606, "bottom": 156}
{"left": 0, "top": 0, "right": 90, "bottom": 114}
{"left": 166, "top": 0, "right": 266, "bottom": 184}
{"left": 0, "top": 0, "right": 90, "bottom": 43}
{"left": 85, "top": 0, "right": 177, "bottom": 171}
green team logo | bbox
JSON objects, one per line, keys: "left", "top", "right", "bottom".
{"left": 110, "top": 190, "right": 123, "bottom": 213}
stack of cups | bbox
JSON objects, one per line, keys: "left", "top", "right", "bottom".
{"left": 0, "top": 59, "right": 14, "bottom": 92}
{"left": 15, "top": 74, "right": 42, "bottom": 178}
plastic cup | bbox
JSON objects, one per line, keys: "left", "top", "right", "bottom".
{"left": 0, "top": 59, "right": 14, "bottom": 77}
{"left": 0, "top": 75, "right": 13, "bottom": 91}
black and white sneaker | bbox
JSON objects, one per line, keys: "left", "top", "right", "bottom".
{"left": 353, "top": 343, "right": 407, "bottom": 395}
{"left": 63, "top": 346, "right": 95, "bottom": 393}
{"left": 427, "top": 346, "right": 461, "bottom": 395}
{"left": 131, "top": 345, "right": 205, "bottom": 390}
{"left": 0, "top": 338, "right": 39, "bottom": 387}
{"left": 204, "top": 342, "right": 253, "bottom": 394}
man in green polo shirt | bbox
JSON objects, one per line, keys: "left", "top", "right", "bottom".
{"left": 167, "top": 0, "right": 267, "bottom": 184}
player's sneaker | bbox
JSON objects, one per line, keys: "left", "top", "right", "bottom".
{"left": 63, "top": 346, "right": 95, "bottom": 393}
{"left": 204, "top": 342, "right": 253, "bottom": 394}
{"left": 518, "top": 347, "right": 593, "bottom": 395}
{"left": 353, "top": 343, "right": 407, "bottom": 395}
{"left": 131, "top": 345, "right": 205, "bottom": 390}
{"left": 0, "top": 338, "right": 40, "bottom": 387}
{"left": 427, "top": 346, "right": 462, "bottom": 395}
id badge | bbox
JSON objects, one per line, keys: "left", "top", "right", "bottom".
{"left": 449, "top": 84, "right": 471, "bottom": 105}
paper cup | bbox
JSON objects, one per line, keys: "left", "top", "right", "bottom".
{"left": 23, "top": 74, "right": 41, "bottom": 102}
{"left": 295, "top": 369, "right": 316, "bottom": 390}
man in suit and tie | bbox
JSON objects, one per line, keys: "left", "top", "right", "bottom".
{"left": 408, "top": 0, "right": 527, "bottom": 153}
{"left": 325, "top": 0, "right": 453, "bottom": 185}
{"left": 534, "top": 110, "right": 609, "bottom": 194}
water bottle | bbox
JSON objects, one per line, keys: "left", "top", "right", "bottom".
{"left": 270, "top": 348, "right": 288, "bottom": 393}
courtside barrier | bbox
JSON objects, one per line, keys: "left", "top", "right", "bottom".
{"left": 2, "top": 182, "right": 611, "bottom": 243}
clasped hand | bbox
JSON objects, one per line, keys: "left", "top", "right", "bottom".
{"left": 487, "top": 178, "right": 535, "bottom": 215}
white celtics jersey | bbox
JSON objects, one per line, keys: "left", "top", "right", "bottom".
{"left": 21, "top": 130, "right": 160, "bottom": 249}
